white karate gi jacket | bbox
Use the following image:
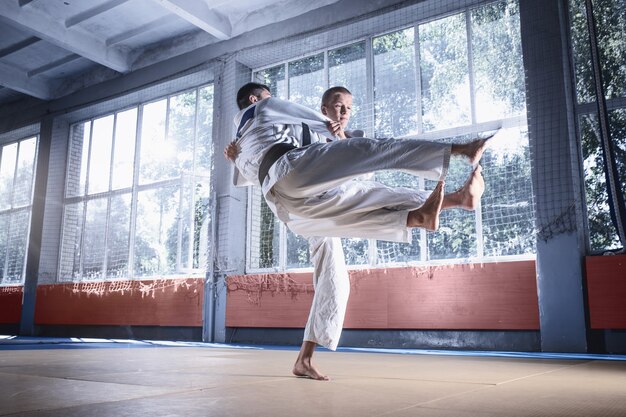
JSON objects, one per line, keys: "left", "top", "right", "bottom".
{"left": 232, "top": 97, "right": 450, "bottom": 244}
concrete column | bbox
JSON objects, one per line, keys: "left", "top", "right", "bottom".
{"left": 205, "top": 59, "right": 251, "bottom": 343}
{"left": 19, "top": 116, "right": 53, "bottom": 336}
{"left": 520, "top": 0, "right": 588, "bottom": 352}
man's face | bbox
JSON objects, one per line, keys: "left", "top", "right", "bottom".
{"left": 322, "top": 93, "right": 352, "bottom": 128}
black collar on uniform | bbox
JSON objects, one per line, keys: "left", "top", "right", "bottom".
{"left": 301, "top": 122, "right": 311, "bottom": 146}
{"left": 236, "top": 105, "right": 256, "bottom": 138}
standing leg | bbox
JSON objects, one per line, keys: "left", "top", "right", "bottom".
{"left": 293, "top": 236, "right": 350, "bottom": 380}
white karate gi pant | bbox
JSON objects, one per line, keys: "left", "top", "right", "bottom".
{"left": 270, "top": 137, "right": 448, "bottom": 350}
{"left": 267, "top": 136, "right": 450, "bottom": 243}
{"left": 303, "top": 236, "right": 349, "bottom": 351}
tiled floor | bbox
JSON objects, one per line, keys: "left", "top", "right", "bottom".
{"left": 1, "top": 338, "right": 625, "bottom": 416}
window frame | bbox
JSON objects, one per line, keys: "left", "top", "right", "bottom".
{"left": 567, "top": 0, "right": 626, "bottom": 253}
{"left": 0, "top": 135, "right": 39, "bottom": 285}
{"left": 245, "top": 1, "right": 535, "bottom": 274}
{"left": 58, "top": 84, "right": 214, "bottom": 281}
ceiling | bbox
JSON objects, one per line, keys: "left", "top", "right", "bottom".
{"left": 0, "top": 0, "right": 343, "bottom": 109}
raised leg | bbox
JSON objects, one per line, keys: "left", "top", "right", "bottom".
{"left": 442, "top": 166, "right": 485, "bottom": 211}
{"left": 451, "top": 133, "right": 497, "bottom": 166}
{"left": 406, "top": 181, "right": 445, "bottom": 231}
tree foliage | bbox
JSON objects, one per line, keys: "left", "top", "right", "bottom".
{"left": 570, "top": 0, "right": 626, "bottom": 250}
{"left": 253, "top": 0, "right": 538, "bottom": 267}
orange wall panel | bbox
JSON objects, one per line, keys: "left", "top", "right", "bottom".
{"left": 226, "top": 260, "right": 539, "bottom": 330}
{"left": 0, "top": 286, "right": 23, "bottom": 324}
{"left": 384, "top": 263, "right": 539, "bottom": 329}
{"left": 34, "top": 278, "right": 204, "bottom": 327}
{"left": 225, "top": 272, "right": 315, "bottom": 328}
{"left": 586, "top": 255, "right": 626, "bottom": 329}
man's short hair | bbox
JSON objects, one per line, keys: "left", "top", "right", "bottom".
{"left": 321, "top": 86, "right": 352, "bottom": 106}
{"left": 236, "top": 82, "right": 270, "bottom": 110}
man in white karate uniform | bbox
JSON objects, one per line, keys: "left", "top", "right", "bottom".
{"left": 226, "top": 82, "right": 488, "bottom": 380}
{"left": 295, "top": 87, "right": 361, "bottom": 380}
{"left": 226, "top": 87, "right": 357, "bottom": 380}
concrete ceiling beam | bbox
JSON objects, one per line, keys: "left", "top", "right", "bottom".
{"left": 153, "top": 0, "right": 231, "bottom": 40}
{"left": 0, "top": 61, "right": 52, "bottom": 99}
{"left": 0, "top": 1, "right": 130, "bottom": 72}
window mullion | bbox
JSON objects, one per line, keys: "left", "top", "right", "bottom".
{"left": 246, "top": 188, "right": 253, "bottom": 272}
{"left": 279, "top": 223, "right": 287, "bottom": 271}
{"left": 324, "top": 50, "right": 329, "bottom": 90}
{"left": 78, "top": 122, "right": 95, "bottom": 280}
{"left": 1, "top": 214, "right": 9, "bottom": 283}
{"left": 27, "top": 136, "right": 38, "bottom": 208}
{"left": 177, "top": 178, "right": 184, "bottom": 273}
{"left": 21, "top": 209, "right": 33, "bottom": 282}
{"left": 419, "top": 176, "right": 427, "bottom": 262}
{"left": 163, "top": 98, "right": 183, "bottom": 274}
{"left": 366, "top": 37, "right": 377, "bottom": 267}
{"left": 2, "top": 226, "right": 9, "bottom": 282}
{"left": 188, "top": 89, "right": 200, "bottom": 270}
{"left": 2, "top": 142, "right": 20, "bottom": 281}
{"left": 9, "top": 141, "right": 20, "bottom": 211}
{"left": 475, "top": 200, "right": 484, "bottom": 259}
{"left": 101, "top": 114, "right": 118, "bottom": 279}
{"left": 282, "top": 62, "right": 289, "bottom": 271}
{"left": 365, "top": 37, "right": 375, "bottom": 138}
{"left": 466, "top": 10, "right": 477, "bottom": 125}
{"left": 285, "top": 63, "right": 290, "bottom": 100}
{"left": 128, "top": 106, "right": 143, "bottom": 279}
{"left": 367, "top": 238, "right": 377, "bottom": 268}
{"left": 414, "top": 23, "right": 423, "bottom": 135}
{"left": 77, "top": 202, "right": 87, "bottom": 280}
{"left": 109, "top": 114, "right": 117, "bottom": 194}
{"left": 84, "top": 120, "right": 94, "bottom": 197}
{"left": 466, "top": 8, "right": 483, "bottom": 259}
{"left": 102, "top": 198, "right": 112, "bottom": 279}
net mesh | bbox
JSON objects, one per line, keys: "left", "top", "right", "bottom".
{"left": 568, "top": 0, "right": 625, "bottom": 251}
{"left": 56, "top": 71, "right": 215, "bottom": 282}
{"left": 221, "top": 0, "right": 540, "bottom": 271}
{"left": 3, "top": 0, "right": 624, "bottom": 285}
{"left": 53, "top": 278, "right": 200, "bottom": 299}
{"left": 0, "top": 135, "right": 37, "bottom": 284}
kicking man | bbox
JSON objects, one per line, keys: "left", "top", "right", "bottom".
{"left": 225, "top": 83, "right": 488, "bottom": 380}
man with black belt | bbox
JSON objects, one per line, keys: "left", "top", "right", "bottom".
{"left": 226, "top": 82, "right": 488, "bottom": 380}
{"left": 230, "top": 82, "right": 487, "bottom": 239}
{"left": 227, "top": 86, "right": 364, "bottom": 380}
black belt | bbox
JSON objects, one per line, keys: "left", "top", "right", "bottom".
{"left": 257, "top": 123, "right": 312, "bottom": 185}
{"left": 258, "top": 143, "right": 297, "bottom": 185}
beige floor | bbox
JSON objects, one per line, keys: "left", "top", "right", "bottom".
{"left": 1, "top": 342, "right": 626, "bottom": 417}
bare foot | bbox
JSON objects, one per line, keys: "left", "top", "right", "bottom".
{"left": 293, "top": 360, "right": 330, "bottom": 381}
{"left": 452, "top": 133, "right": 496, "bottom": 166}
{"left": 458, "top": 165, "right": 485, "bottom": 210}
{"left": 407, "top": 181, "right": 445, "bottom": 231}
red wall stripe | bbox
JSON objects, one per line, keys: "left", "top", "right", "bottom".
{"left": 33, "top": 278, "right": 204, "bottom": 326}
{"left": 2, "top": 257, "right": 623, "bottom": 331}
{"left": 226, "top": 260, "right": 540, "bottom": 330}
{"left": 0, "top": 286, "right": 23, "bottom": 324}
{"left": 586, "top": 254, "right": 626, "bottom": 329}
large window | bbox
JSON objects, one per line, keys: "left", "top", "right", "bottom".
{"left": 248, "top": 0, "right": 534, "bottom": 271}
{"left": 59, "top": 85, "right": 213, "bottom": 281}
{"left": 0, "top": 136, "right": 38, "bottom": 285}
{"left": 570, "top": 0, "right": 626, "bottom": 252}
